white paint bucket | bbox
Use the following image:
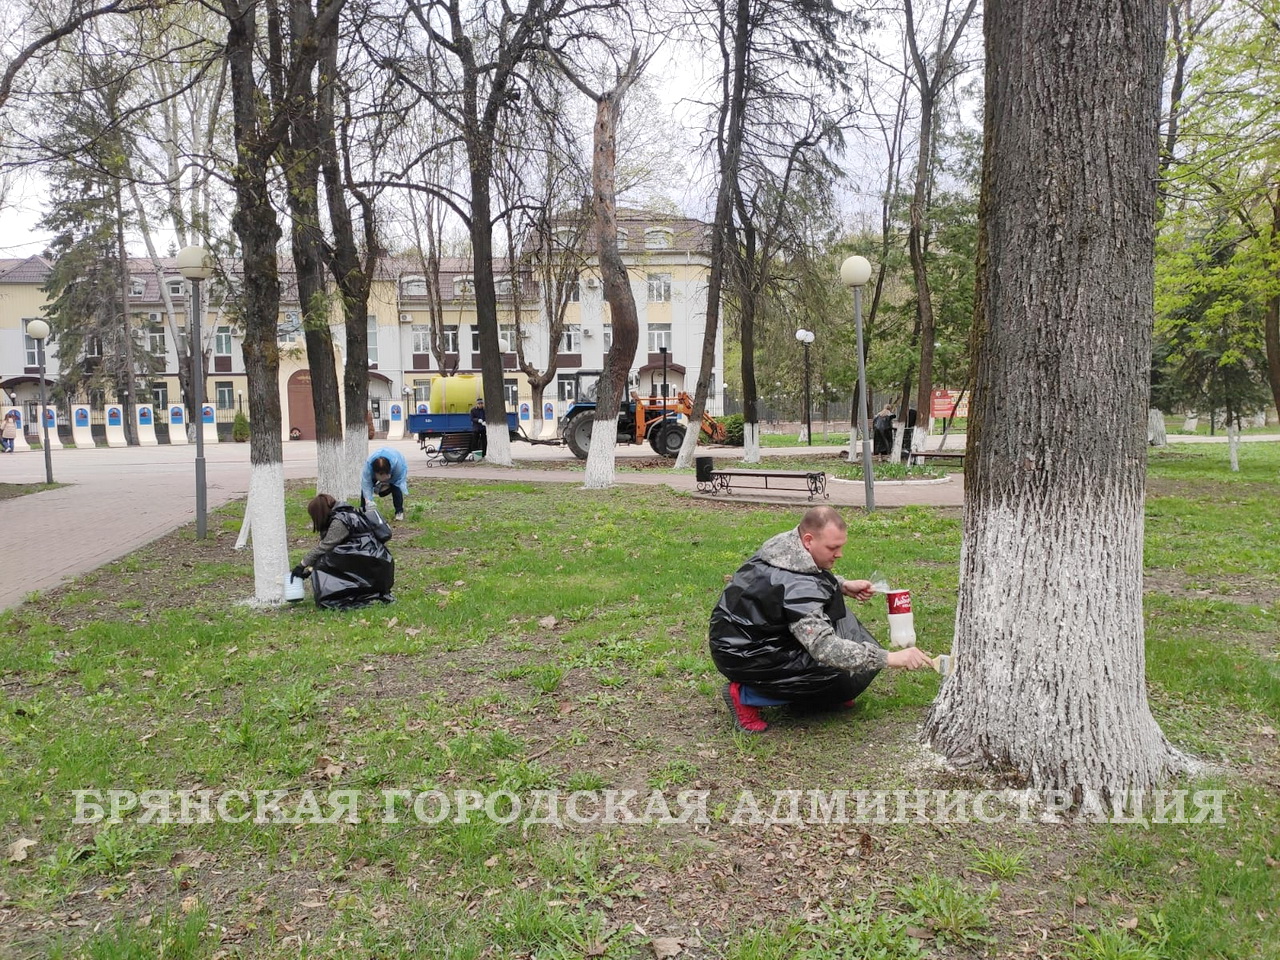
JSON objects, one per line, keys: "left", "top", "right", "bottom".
{"left": 283, "top": 573, "right": 305, "bottom": 602}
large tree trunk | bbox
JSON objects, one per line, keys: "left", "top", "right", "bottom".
{"left": 1265, "top": 193, "right": 1280, "bottom": 419}
{"left": 317, "top": 18, "right": 373, "bottom": 501}
{"left": 584, "top": 88, "right": 640, "bottom": 490}
{"left": 223, "top": 0, "right": 288, "bottom": 602}
{"left": 923, "top": 0, "right": 1186, "bottom": 801}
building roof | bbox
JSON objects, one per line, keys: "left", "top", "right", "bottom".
{"left": 0, "top": 255, "right": 53, "bottom": 284}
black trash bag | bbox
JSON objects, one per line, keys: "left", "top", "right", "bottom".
{"left": 363, "top": 505, "right": 393, "bottom": 543}
{"left": 311, "top": 507, "right": 395, "bottom": 610}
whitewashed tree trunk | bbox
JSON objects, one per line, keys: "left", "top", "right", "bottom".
{"left": 797, "top": 424, "right": 809, "bottom": 444}
{"left": 890, "top": 425, "right": 906, "bottom": 462}
{"left": 1181, "top": 414, "right": 1198, "bottom": 431}
{"left": 1228, "top": 419, "right": 1240, "bottom": 472}
{"left": 340, "top": 425, "right": 365, "bottom": 502}
{"left": 743, "top": 421, "right": 761, "bottom": 463}
{"left": 912, "top": 424, "right": 930, "bottom": 454}
{"left": 316, "top": 438, "right": 346, "bottom": 497}
{"left": 485, "top": 422, "right": 513, "bottom": 465}
{"left": 583, "top": 414, "right": 619, "bottom": 488}
{"left": 1147, "top": 408, "right": 1166, "bottom": 446}
{"left": 247, "top": 462, "right": 288, "bottom": 603}
{"left": 923, "top": 0, "right": 1186, "bottom": 801}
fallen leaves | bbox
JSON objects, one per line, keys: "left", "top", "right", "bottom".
{"left": 7, "top": 837, "right": 37, "bottom": 862}
{"left": 650, "top": 936, "right": 683, "bottom": 958}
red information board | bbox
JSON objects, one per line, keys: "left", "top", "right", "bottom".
{"left": 930, "top": 389, "right": 969, "bottom": 419}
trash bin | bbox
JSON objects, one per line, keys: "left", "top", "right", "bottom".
{"left": 695, "top": 456, "right": 714, "bottom": 483}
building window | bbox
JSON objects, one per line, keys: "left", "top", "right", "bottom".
{"left": 647, "top": 273, "right": 672, "bottom": 303}
{"left": 85, "top": 336, "right": 102, "bottom": 358}
{"left": 471, "top": 327, "right": 481, "bottom": 353}
{"left": 366, "top": 316, "right": 378, "bottom": 366}
{"left": 560, "top": 325, "right": 581, "bottom": 353}
{"left": 503, "top": 378, "right": 519, "bottom": 408}
{"left": 603, "top": 324, "right": 612, "bottom": 350}
{"left": 279, "top": 311, "right": 301, "bottom": 343}
{"left": 500, "top": 324, "right": 517, "bottom": 351}
{"left": 167, "top": 279, "right": 185, "bottom": 298}
{"left": 557, "top": 373, "right": 577, "bottom": 401}
{"left": 616, "top": 227, "right": 629, "bottom": 248}
{"left": 454, "top": 276, "right": 475, "bottom": 298}
{"left": 130, "top": 276, "right": 145, "bottom": 297}
{"left": 148, "top": 326, "right": 166, "bottom": 358}
{"left": 645, "top": 228, "right": 673, "bottom": 250}
{"left": 647, "top": 323, "right": 671, "bottom": 353}
{"left": 151, "top": 382, "right": 168, "bottom": 408}
{"left": 215, "top": 326, "right": 233, "bottom": 356}
{"left": 401, "top": 275, "right": 429, "bottom": 296}
{"left": 215, "top": 381, "right": 235, "bottom": 410}
{"left": 24, "top": 334, "right": 38, "bottom": 367}
{"left": 566, "top": 280, "right": 580, "bottom": 303}
{"left": 442, "top": 325, "right": 458, "bottom": 353}
{"left": 411, "top": 324, "right": 431, "bottom": 354}
{"left": 495, "top": 276, "right": 513, "bottom": 298}
{"left": 413, "top": 379, "right": 431, "bottom": 403}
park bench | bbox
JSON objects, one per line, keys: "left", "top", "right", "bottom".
{"left": 422, "top": 431, "right": 476, "bottom": 465}
{"left": 695, "top": 458, "right": 828, "bottom": 500}
{"left": 908, "top": 449, "right": 966, "bottom": 468}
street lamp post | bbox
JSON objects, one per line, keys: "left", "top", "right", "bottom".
{"left": 24, "top": 320, "right": 54, "bottom": 485}
{"left": 659, "top": 345, "right": 669, "bottom": 402}
{"left": 795, "top": 329, "right": 815, "bottom": 445}
{"left": 177, "top": 245, "right": 212, "bottom": 539}
{"left": 840, "top": 255, "right": 875, "bottom": 512}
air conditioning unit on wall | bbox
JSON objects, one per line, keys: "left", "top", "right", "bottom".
{"left": 584, "top": 277, "right": 600, "bottom": 290}
{"left": 399, "top": 313, "right": 413, "bottom": 323}
{"left": 583, "top": 327, "right": 594, "bottom": 337}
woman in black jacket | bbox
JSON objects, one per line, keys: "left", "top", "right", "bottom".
{"left": 292, "top": 494, "right": 395, "bottom": 609}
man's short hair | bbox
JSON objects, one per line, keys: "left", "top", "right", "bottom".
{"left": 798, "top": 505, "right": 846, "bottom": 536}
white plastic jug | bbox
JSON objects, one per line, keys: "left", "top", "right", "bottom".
{"left": 283, "top": 573, "right": 305, "bottom": 602}
{"left": 886, "top": 589, "right": 916, "bottom": 648}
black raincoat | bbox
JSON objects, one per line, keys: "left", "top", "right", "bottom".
{"left": 311, "top": 505, "right": 395, "bottom": 610}
{"left": 709, "top": 544, "right": 880, "bottom": 704}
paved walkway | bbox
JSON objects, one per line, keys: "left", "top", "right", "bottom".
{"left": 1, "top": 432, "right": 1274, "bottom": 611}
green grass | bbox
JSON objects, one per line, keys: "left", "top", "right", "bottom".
{"left": 0, "top": 443, "right": 1277, "bottom": 957}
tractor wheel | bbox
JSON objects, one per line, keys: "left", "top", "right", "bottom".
{"left": 647, "top": 420, "right": 670, "bottom": 454}
{"left": 564, "top": 411, "right": 594, "bottom": 460}
{"left": 655, "top": 422, "right": 686, "bottom": 458}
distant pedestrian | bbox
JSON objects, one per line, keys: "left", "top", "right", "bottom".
{"left": 360, "top": 446, "right": 409, "bottom": 521}
{"left": 1, "top": 413, "right": 18, "bottom": 453}
{"left": 470, "top": 398, "right": 487, "bottom": 458}
{"left": 872, "top": 405, "right": 895, "bottom": 456}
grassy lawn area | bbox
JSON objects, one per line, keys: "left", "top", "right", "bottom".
{"left": 1, "top": 444, "right": 1277, "bottom": 958}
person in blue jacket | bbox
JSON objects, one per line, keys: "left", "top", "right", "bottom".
{"left": 361, "top": 446, "right": 409, "bottom": 520}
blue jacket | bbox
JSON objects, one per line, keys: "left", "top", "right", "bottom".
{"left": 361, "top": 446, "right": 409, "bottom": 503}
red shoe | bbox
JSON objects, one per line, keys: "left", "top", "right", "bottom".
{"left": 722, "top": 682, "right": 768, "bottom": 733}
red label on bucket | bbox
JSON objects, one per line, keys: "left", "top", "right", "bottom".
{"left": 887, "top": 590, "right": 912, "bottom": 615}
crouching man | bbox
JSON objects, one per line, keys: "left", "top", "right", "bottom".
{"left": 709, "top": 505, "right": 933, "bottom": 733}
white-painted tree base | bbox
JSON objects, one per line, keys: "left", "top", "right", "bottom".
{"left": 485, "top": 423, "right": 513, "bottom": 466}
{"left": 1147, "top": 408, "right": 1166, "bottom": 447}
{"left": 247, "top": 462, "right": 289, "bottom": 603}
{"left": 924, "top": 497, "right": 1188, "bottom": 799}
{"left": 1228, "top": 421, "right": 1239, "bottom": 472}
{"left": 742, "top": 422, "right": 761, "bottom": 463}
{"left": 316, "top": 439, "right": 345, "bottom": 497}
{"left": 583, "top": 414, "right": 620, "bottom": 488}
{"left": 342, "top": 427, "right": 366, "bottom": 502}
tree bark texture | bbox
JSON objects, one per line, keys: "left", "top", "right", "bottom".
{"left": 675, "top": 0, "right": 748, "bottom": 470}
{"left": 923, "top": 0, "right": 1186, "bottom": 800}
{"left": 224, "top": 0, "right": 287, "bottom": 600}
{"left": 585, "top": 89, "right": 640, "bottom": 489}
{"left": 1265, "top": 193, "right": 1280, "bottom": 420}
